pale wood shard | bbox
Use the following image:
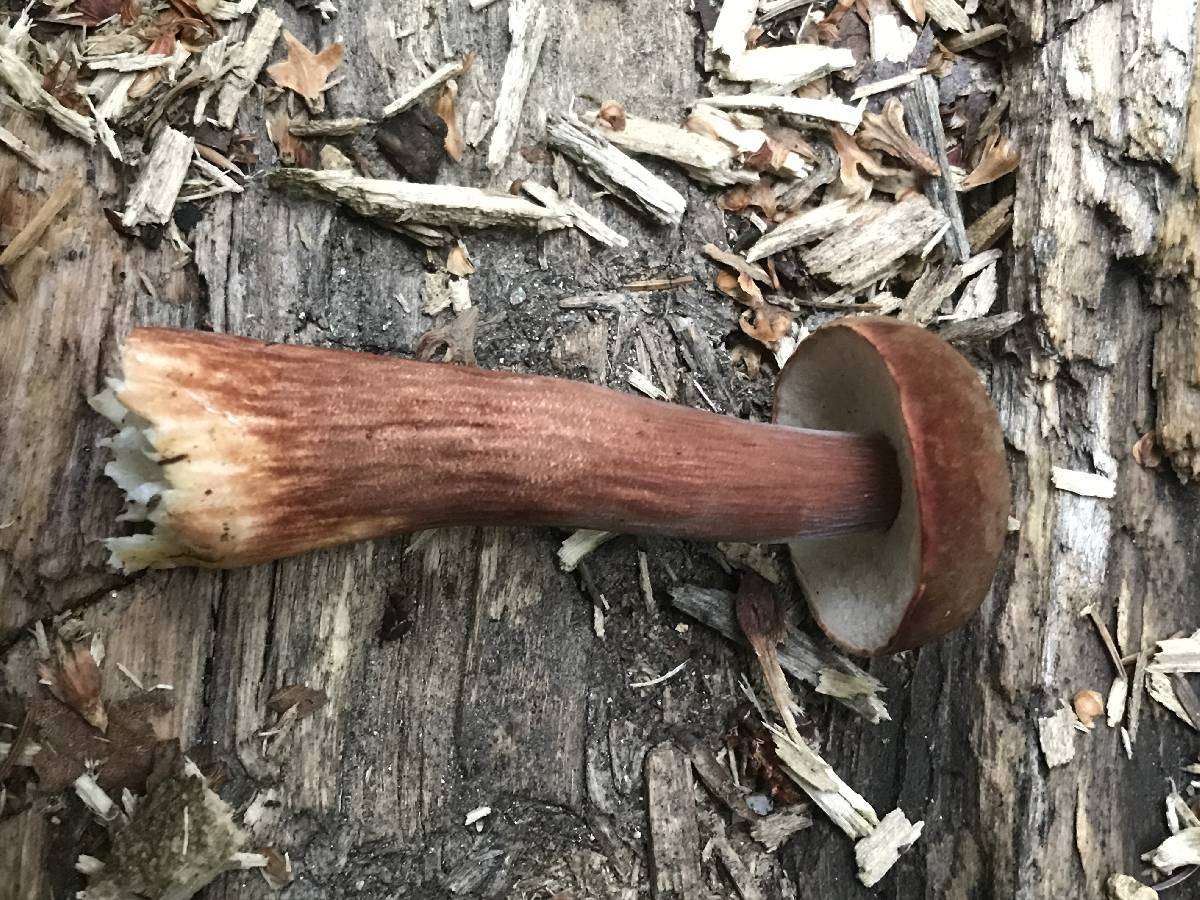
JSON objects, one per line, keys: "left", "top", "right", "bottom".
{"left": 1050, "top": 467, "right": 1117, "bottom": 499}
{"left": 270, "top": 169, "right": 569, "bottom": 243}
{"left": 1128, "top": 650, "right": 1149, "bottom": 745}
{"left": 816, "top": 668, "right": 880, "bottom": 701}
{"left": 855, "top": 809, "right": 924, "bottom": 887}
{"left": 518, "top": 179, "right": 629, "bottom": 248}
{"left": 698, "top": 94, "right": 862, "bottom": 130}
{"left": 1037, "top": 704, "right": 1077, "bottom": 768}
{"left": 923, "top": 0, "right": 970, "bottom": 31}
{"left": 711, "top": 832, "right": 767, "bottom": 900}
{"left": 380, "top": 58, "right": 468, "bottom": 119}
{"left": 1106, "top": 675, "right": 1129, "bottom": 728}
{"left": 1146, "top": 672, "right": 1198, "bottom": 729}
{"left": 866, "top": 0, "right": 917, "bottom": 64}
{"left": 939, "top": 311, "right": 1023, "bottom": 344}
{"left": 645, "top": 743, "right": 703, "bottom": 899}
{"left": 719, "top": 45, "right": 856, "bottom": 89}
{"left": 84, "top": 52, "right": 177, "bottom": 72}
{"left": 0, "top": 45, "right": 95, "bottom": 144}
{"left": 215, "top": 8, "right": 283, "bottom": 128}
{"left": 687, "top": 105, "right": 809, "bottom": 178}
{"left": 557, "top": 529, "right": 616, "bottom": 572}
{"left": 943, "top": 24, "right": 1009, "bottom": 53}
{"left": 595, "top": 113, "right": 754, "bottom": 187}
{"left": 486, "top": 0, "right": 549, "bottom": 171}
{"left": 288, "top": 117, "right": 371, "bottom": 137}
{"left": 745, "top": 198, "right": 867, "bottom": 262}
{"left": 708, "top": 0, "right": 758, "bottom": 62}
{"left": 0, "top": 172, "right": 81, "bottom": 267}
{"left": 547, "top": 115, "right": 686, "bottom": 225}
{"left": 0, "top": 122, "right": 47, "bottom": 170}
{"left": 468, "top": 0, "right": 504, "bottom": 8}
{"left": 900, "top": 248, "right": 1003, "bottom": 324}
{"left": 1143, "top": 827, "right": 1200, "bottom": 874}
{"left": 628, "top": 368, "right": 667, "bottom": 400}
{"left": 749, "top": 806, "right": 812, "bottom": 851}
{"left": 801, "top": 196, "right": 948, "bottom": 287}
{"left": 850, "top": 68, "right": 928, "bottom": 101}
{"left": 902, "top": 75, "right": 969, "bottom": 261}
{"left": 1148, "top": 631, "right": 1200, "bottom": 673}
{"left": 121, "top": 127, "right": 195, "bottom": 228}
{"left": 1106, "top": 874, "right": 1158, "bottom": 900}
{"left": 948, "top": 263, "right": 998, "bottom": 320}
{"left": 771, "top": 727, "right": 878, "bottom": 838}
{"left": 669, "top": 585, "right": 889, "bottom": 722}
{"left": 967, "top": 195, "right": 1014, "bottom": 252}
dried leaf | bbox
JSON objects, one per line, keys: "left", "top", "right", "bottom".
{"left": 259, "top": 846, "right": 293, "bottom": 890}
{"left": 415, "top": 306, "right": 479, "bottom": 365}
{"left": 829, "top": 127, "right": 900, "bottom": 197}
{"left": 719, "top": 180, "right": 777, "bottom": 218}
{"left": 432, "top": 80, "right": 464, "bottom": 162}
{"left": 266, "top": 31, "right": 345, "bottom": 110}
{"left": 266, "top": 684, "right": 327, "bottom": 720}
{"left": 446, "top": 242, "right": 475, "bottom": 277}
{"left": 858, "top": 97, "right": 940, "bottom": 176}
{"left": 597, "top": 100, "right": 626, "bottom": 132}
{"left": 1132, "top": 432, "right": 1163, "bottom": 468}
{"left": 39, "top": 638, "right": 107, "bottom": 732}
{"left": 720, "top": 273, "right": 794, "bottom": 346}
{"left": 266, "top": 111, "right": 311, "bottom": 167}
{"left": 960, "top": 131, "right": 1020, "bottom": 191}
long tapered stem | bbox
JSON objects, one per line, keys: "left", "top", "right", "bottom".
{"left": 99, "top": 328, "right": 900, "bottom": 569}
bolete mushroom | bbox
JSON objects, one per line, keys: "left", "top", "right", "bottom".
{"left": 90, "top": 317, "right": 1008, "bottom": 655}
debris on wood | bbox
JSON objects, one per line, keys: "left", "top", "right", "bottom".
{"left": 938, "top": 311, "right": 1022, "bottom": 344}
{"left": 923, "top": 0, "right": 970, "bottom": 32}
{"left": 258, "top": 847, "right": 293, "bottom": 890}
{"left": 697, "top": 95, "right": 863, "bottom": 130}
{"left": 859, "top": 97, "right": 940, "bottom": 176}
{"left": 960, "top": 132, "right": 1021, "bottom": 190}
{"left": 1106, "top": 874, "right": 1158, "bottom": 900}
{"left": 855, "top": 809, "right": 924, "bottom": 888}
{"left": 558, "top": 528, "right": 616, "bottom": 572}
{"left": 703, "top": 243, "right": 771, "bottom": 285}
{"left": 645, "top": 742, "right": 703, "bottom": 898}
{"left": 967, "top": 194, "right": 1015, "bottom": 253}
{"left": 0, "top": 171, "right": 81, "bottom": 267}
{"left": 464, "top": 805, "right": 492, "bottom": 828}
{"left": 270, "top": 169, "right": 569, "bottom": 243}
{"left": 216, "top": 9, "right": 284, "bottom": 128}
{"left": 1128, "top": 650, "right": 1149, "bottom": 745}
{"left": 1051, "top": 467, "right": 1117, "bottom": 499}
{"left": 708, "top": 826, "right": 768, "bottom": 900}
{"left": 547, "top": 115, "right": 687, "bottom": 225}
{"left": 317, "top": 144, "right": 353, "bottom": 171}
{"left": 717, "top": 542, "right": 786, "bottom": 584}
{"left": 79, "top": 757, "right": 248, "bottom": 900}
{"left": 943, "top": 24, "right": 1009, "bottom": 53}
{"left": 624, "top": 274, "right": 695, "bottom": 292}
{"left": 266, "top": 31, "right": 345, "bottom": 113}
{"left": 769, "top": 726, "right": 875, "bottom": 838}
{"left": 749, "top": 806, "right": 812, "bottom": 851}
{"left": 902, "top": 75, "right": 969, "bottom": 261}
{"left": 414, "top": 307, "right": 479, "bottom": 364}
{"left": 1143, "top": 828, "right": 1200, "bottom": 875}
{"left": 122, "top": 127, "right": 195, "bottom": 228}
{"left": 744, "top": 197, "right": 866, "bottom": 262}
{"left": 518, "top": 179, "right": 629, "bottom": 248}
{"left": 0, "top": 121, "right": 48, "bottom": 170}
{"left": 595, "top": 110, "right": 757, "bottom": 187}
{"left": 0, "top": 41, "right": 95, "bottom": 144}
{"left": 38, "top": 637, "right": 107, "bottom": 732}
{"left": 1146, "top": 672, "right": 1198, "bottom": 730}
{"left": 381, "top": 55, "right": 472, "bottom": 119}
{"left": 1037, "top": 703, "right": 1077, "bottom": 768}
{"left": 1149, "top": 631, "right": 1200, "bottom": 673}
{"left": 377, "top": 106, "right": 448, "bottom": 183}
{"left": 690, "top": 744, "right": 757, "bottom": 822}
{"left": 736, "top": 574, "right": 803, "bottom": 744}
{"left": 628, "top": 368, "right": 667, "bottom": 400}
{"left": 288, "top": 117, "right": 370, "bottom": 137}
{"left": 670, "top": 584, "right": 889, "bottom": 722}
{"left": 486, "top": 0, "right": 549, "bottom": 171}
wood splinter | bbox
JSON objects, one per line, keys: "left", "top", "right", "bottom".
{"left": 91, "top": 318, "right": 1008, "bottom": 655}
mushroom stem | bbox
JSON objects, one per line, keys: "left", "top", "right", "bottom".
{"left": 93, "top": 328, "right": 901, "bottom": 571}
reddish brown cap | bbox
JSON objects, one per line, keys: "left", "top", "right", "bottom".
{"left": 773, "top": 317, "right": 1010, "bottom": 656}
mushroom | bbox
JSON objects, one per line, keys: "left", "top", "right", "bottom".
{"left": 91, "top": 317, "right": 1008, "bottom": 654}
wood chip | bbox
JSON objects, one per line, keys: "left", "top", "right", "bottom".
{"left": 902, "top": 75, "right": 968, "bottom": 261}
{"left": 381, "top": 57, "right": 469, "bottom": 119}
{"left": 288, "top": 117, "right": 371, "bottom": 137}
{"left": 547, "top": 115, "right": 686, "bottom": 225}
{"left": 270, "top": 169, "right": 569, "bottom": 244}
{"left": 923, "top": 0, "right": 970, "bottom": 31}
{"left": 1146, "top": 672, "right": 1198, "bottom": 730}
{"left": 709, "top": 0, "right": 757, "bottom": 62}
{"left": 1128, "top": 650, "right": 1149, "bottom": 745}
{"left": 486, "top": 0, "right": 549, "bottom": 171}
{"left": 518, "top": 180, "right": 628, "bottom": 248}
{"left": 597, "top": 113, "right": 754, "bottom": 187}
{"left": 702, "top": 243, "right": 771, "bottom": 285}
{"left": 0, "top": 122, "right": 48, "bottom": 170}
{"left": 939, "top": 311, "right": 1022, "bottom": 344}
{"left": 745, "top": 198, "right": 866, "bottom": 262}
{"left": 0, "top": 44, "right": 95, "bottom": 144}
{"left": 801, "top": 196, "right": 948, "bottom": 286}
{"left": 1106, "top": 874, "right": 1157, "bottom": 900}
{"left": 698, "top": 94, "right": 862, "bottom": 130}
{"left": 749, "top": 806, "right": 812, "bottom": 851}
{"left": 771, "top": 728, "right": 877, "bottom": 838}
{"left": 1037, "top": 703, "right": 1077, "bottom": 768}
{"left": 690, "top": 745, "right": 756, "bottom": 822}
{"left": 1143, "top": 827, "right": 1200, "bottom": 874}
{"left": 1051, "top": 467, "right": 1117, "bottom": 499}
{"left": 215, "top": 8, "right": 283, "bottom": 128}
{"left": 645, "top": 743, "right": 703, "bottom": 898}
{"left": 669, "top": 584, "right": 889, "bottom": 722}
{"left": 943, "top": 23, "right": 1008, "bottom": 53}
{"left": 711, "top": 833, "right": 767, "bottom": 900}
{"left": 558, "top": 529, "right": 616, "bottom": 571}
{"left": 855, "top": 809, "right": 924, "bottom": 887}
{"left": 122, "top": 127, "right": 195, "bottom": 228}
{"left": 719, "top": 45, "right": 856, "bottom": 89}
{"left": 0, "top": 171, "right": 80, "bottom": 267}
{"left": 1148, "top": 631, "right": 1200, "bottom": 673}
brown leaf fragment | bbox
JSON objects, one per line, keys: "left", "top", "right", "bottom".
{"left": 266, "top": 31, "right": 345, "bottom": 110}
{"left": 266, "top": 684, "right": 328, "bottom": 720}
{"left": 829, "top": 127, "right": 900, "bottom": 197}
{"left": 858, "top": 97, "right": 940, "bottom": 176}
{"left": 266, "top": 111, "right": 311, "bottom": 167}
{"left": 736, "top": 573, "right": 803, "bottom": 744}
{"left": 702, "top": 243, "right": 771, "bottom": 285}
{"left": 596, "top": 100, "right": 626, "bottom": 132}
{"left": 1132, "top": 431, "right": 1163, "bottom": 468}
{"left": 259, "top": 846, "right": 294, "bottom": 890}
{"left": 725, "top": 704, "right": 806, "bottom": 806}
{"left": 432, "top": 80, "right": 464, "bottom": 162}
{"left": 415, "top": 306, "right": 479, "bottom": 365}
{"left": 960, "top": 131, "right": 1020, "bottom": 190}
{"left": 376, "top": 105, "right": 447, "bottom": 183}
{"left": 30, "top": 692, "right": 175, "bottom": 793}
{"left": 719, "top": 180, "right": 777, "bottom": 219}
{"left": 447, "top": 242, "right": 475, "bottom": 277}
{"left": 39, "top": 638, "right": 106, "bottom": 732}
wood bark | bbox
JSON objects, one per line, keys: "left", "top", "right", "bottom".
{"left": 2, "top": 1, "right": 1200, "bottom": 899}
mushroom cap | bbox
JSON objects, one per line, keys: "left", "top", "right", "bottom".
{"left": 773, "top": 317, "right": 1009, "bottom": 656}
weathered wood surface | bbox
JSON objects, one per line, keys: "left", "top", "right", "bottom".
{"left": 2, "top": 1, "right": 1200, "bottom": 899}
